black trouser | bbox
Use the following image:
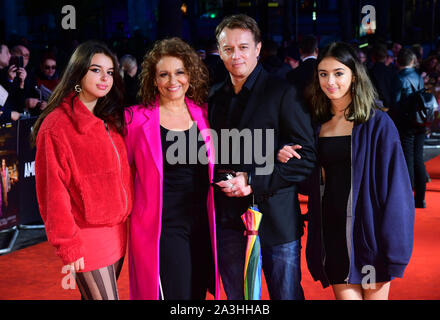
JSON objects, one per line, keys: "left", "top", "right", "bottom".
{"left": 159, "top": 192, "right": 212, "bottom": 300}
{"left": 400, "top": 130, "right": 426, "bottom": 203}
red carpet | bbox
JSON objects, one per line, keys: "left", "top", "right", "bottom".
{"left": 1, "top": 157, "right": 440, "bottom": 300}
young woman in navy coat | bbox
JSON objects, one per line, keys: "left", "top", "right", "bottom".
{"left": 278, "top": 42, "right": 414, "bottom": 300}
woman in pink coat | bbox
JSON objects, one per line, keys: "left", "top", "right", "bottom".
{"left": 124, "top": 37, "right": 220, "bottom": 300}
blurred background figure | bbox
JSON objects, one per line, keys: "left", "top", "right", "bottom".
{"left": 203, "top": 39, "right": 228, "bottom": 86}
{"left": 286, "top": 34, "right": 318, "bottom": 100}
{"left": 36, "top": 52, "right": 60, "bottom": 92}
{"left": 385, "top": 50, "right": 395, "bottom": 66}
{"left": 11, "top": 44, "right": 41, "bottom": 116}
{"left": 260, "top": 39, "right": 292, "bottom": 79}
{"left": 120, "top": 54, "right": 140, "bottom": 107}
{"left": 391, "top": 48, "right": 427, "bottom": 208}
{"left": 369, "top": 44, "right": 397, "bottom": 110}
{"left": 0, "top": 42, "right": 21, "bottom": 123}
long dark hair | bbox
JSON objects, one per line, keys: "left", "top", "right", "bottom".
{"left": 307, "top": 42, "right": 378, "bottom": 124}
{"left": 31, "top": 40, "right": 125, "bottom": 146}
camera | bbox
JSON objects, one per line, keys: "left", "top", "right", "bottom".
{"left": 10, "top": 56, "right": 24, "bottom": 69}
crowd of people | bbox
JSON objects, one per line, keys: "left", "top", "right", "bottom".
{"left": 1, "top": 13, "right": 435, "bottom": 300}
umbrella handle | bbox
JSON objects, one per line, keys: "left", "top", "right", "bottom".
{"left": 159, "top": 276, "right": 165, "bottom": 300}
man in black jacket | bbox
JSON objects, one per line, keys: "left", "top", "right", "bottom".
{"left": 391, "top": 48, "right": 427, "bottom": 208}
{"left": 209, "top": 14, "right": 316, "bottom": 300}
{"left": 369, "top": 44, "right": 397, "bottom": 110}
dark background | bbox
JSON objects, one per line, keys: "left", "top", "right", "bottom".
{"left": 1, "top": 0, "right": 440, "bottom": 72}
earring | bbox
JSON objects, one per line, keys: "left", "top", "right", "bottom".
{"left": 74, "top": 85, "right": 82, "bottom": 93}
{"left": 351, "top": 85, "right": 355, "bottom": 95}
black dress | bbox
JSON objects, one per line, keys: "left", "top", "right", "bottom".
{"left": 159, "top": 122, "right": 213, "bottom": 299}
{"left": 318, "top": 135, "right": 351, "bottom": 285}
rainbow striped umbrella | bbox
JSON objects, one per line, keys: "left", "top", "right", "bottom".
{"left": 241, "top": 205, "right": 263, "bottom": 300}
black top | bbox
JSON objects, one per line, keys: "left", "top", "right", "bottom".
{"left": 160, "top": 122, "right": 209, "bottom": 193}
{"left": 318, "top": 135, "right": 351, "bottom": 284}
{"left": 219, "top": 62, "right": 262, "bottom": 130}
{"left": 209, "top": 64, "right": 263, "bottom": 230}
{"left": 160, "top": 123, "right": 210, "bottom": 232}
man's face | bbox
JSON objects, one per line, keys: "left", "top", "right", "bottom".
{"left": 0, "top": 45, "right": 11, "bottom": 68}
{"left": 217, "top": 28, "right": 261, "bottom": 81}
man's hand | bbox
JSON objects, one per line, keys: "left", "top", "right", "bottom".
{"left": 215, "top": 172, "right": 252, "bottom": 197}
{"left": 16, "top": 67, "right": 27, "bottom": 88}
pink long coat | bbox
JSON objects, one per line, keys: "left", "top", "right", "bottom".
{"left": 124, "top": 96, "right": 220, "bottom": 300}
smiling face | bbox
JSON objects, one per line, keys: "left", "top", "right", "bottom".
{"left": 318, "top": 57, "right": 354, "bottom": 108}
{"left": 155, "top": 56, "right": 189, "bottom": 104}
{"left": 217, "top": 28, "right": 261, "bottom": 81}
{"left": 79, "top": 53, "right": 114, "bottom": 104}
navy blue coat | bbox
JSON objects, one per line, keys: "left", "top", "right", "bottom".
{"left": 305, "top": 109, "right": 415, "bottom": 288}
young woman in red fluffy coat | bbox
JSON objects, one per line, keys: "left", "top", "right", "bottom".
{"left": 31, "top": 41, "right": 133, "bottom": 300}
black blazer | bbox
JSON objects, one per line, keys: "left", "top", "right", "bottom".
{"left": 208, "top": 67, "right": 317, "bottom": 246}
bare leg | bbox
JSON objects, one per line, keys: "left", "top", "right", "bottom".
{"left": 332, "top": 281, "right": 391, "bottom": 300}
{"left": 332, "top": 284, "right": 363, "bottom": 300}
{"left": 362, "top": 281, "right": 390, "bottom": 300}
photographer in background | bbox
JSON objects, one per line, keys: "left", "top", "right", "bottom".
{"left": 0, "top": 42, "right": 21, "bottom": 123}
{"left": 10, "top": 44, "right": 42, "bottom": 116}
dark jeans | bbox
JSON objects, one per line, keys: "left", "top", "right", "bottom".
{"left": 217, "top": 227, "right": 304, "bottom": 300}
{"left": 400, "top": 130, "right": 426, "bottom": 203}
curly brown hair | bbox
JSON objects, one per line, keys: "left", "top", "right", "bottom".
{"left": 138, "top": 37, "right": 209, "bottom": 107}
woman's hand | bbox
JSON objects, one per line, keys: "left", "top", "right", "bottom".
{"left": 277, "top": 144, "right": 303, "bottom": 163}
{"left": 66, "top": 257, "right": 85, "bottom": 272}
